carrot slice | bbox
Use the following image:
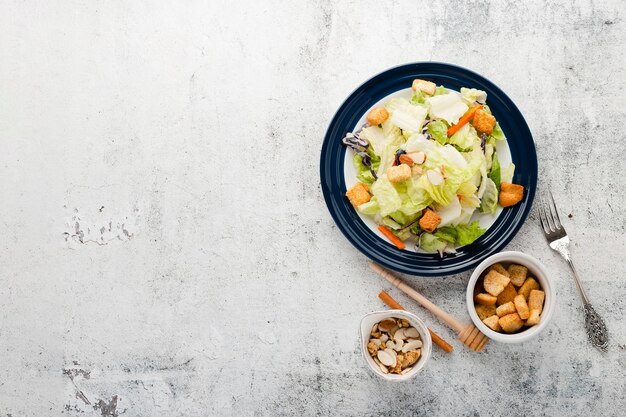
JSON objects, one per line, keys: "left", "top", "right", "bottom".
{"left": 378, "top": 225, "right": 406, "bottom": 250}
{"left": 447, "top": 105, "right": 482, "bottom": 137}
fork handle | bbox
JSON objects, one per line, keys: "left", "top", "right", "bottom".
{"left": 564, "top": 257, "right": 589, "bottom": 304}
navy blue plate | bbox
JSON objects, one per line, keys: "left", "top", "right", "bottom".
{"left": 320, "top": 62, "right": 537, "bottom": 276}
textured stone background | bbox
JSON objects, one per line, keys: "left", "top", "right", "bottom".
{"left": 1, "top": 1, "right": 625, "bottom": 416}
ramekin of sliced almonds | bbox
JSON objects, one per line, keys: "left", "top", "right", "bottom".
{"left": 360, "top": 310, "right": 432, "bottom": 381}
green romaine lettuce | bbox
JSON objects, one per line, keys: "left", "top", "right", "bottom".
{"left": 427, "top": 120, "right": 448, "bottom": 145}
{"left": 490, "top": 122, "right": 506, "bottom": 141}
{"left": 501, "top": 163, "right": 515, "bottom": 183}
{"left": 455, "top": 221, "right": 486, "bottom": 245}
{"left": 370, "top": 177, "right": 402, "bottom": 217}
{"left": 357, "top": 198, "right": 379, "bottom": 216}
{"left": 420, "top": 233, "right": 448, "bottom": 253}
{"left": 410, "top": 91, "right": 426, "bottom": 105}
{"left": 385, "top": 98, "right": 428, "bottom": 134}
{"left": 488, "top": 152, "right": 501, "bottom": 192}
{"left": 479, "top": 178, "right": 498, "bottom": 214}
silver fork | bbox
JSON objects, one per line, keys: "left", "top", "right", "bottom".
{"left": 538, "top": 191, "right": 609, "bottom": 352}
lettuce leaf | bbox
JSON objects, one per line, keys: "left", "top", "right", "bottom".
{"left": 490, "top": 122, "right": 506, "bottom": 141}
{"left": 501, "top": 163, "right": 515, "bottom": 183}
{"left": 479, "top": 178, "right": 498, "bottom": 214}
{"left": 357, "top": 198, "right": 379, "bottom": 216}
{"left": 434, "top": 86, "right": 447, "bottom": 96}
{"left": 427, "top": 120, "right": 448, "bottom": 145}
{"left": 488, "top": 152, "right": 501, "bottom": 192}
{"left": 448, "top": 123, "right": 478, "bottom": 150}
{"left": 455, "top": 221, "right": 486, "bottom": 245}
{"left": 385, "top": 98, "right": 428, "bottom": 134}
{"left": 460, "top": 88, "right": 487, "bottom": 105}
{"left": 370, "top": 176, "right": 402, "bottom": 217}
{"left": 359, "top": 126, "right": 386, "bottom": 156}
{"left": 410, "top": 91, "right": 426, "bottom": 105}
{"left": 426, "top": 93, "right": 469, "bottom": 125}
{"left": 420, "top": 233, "right": 448, "bottom": 253}
{"left": 353, "top": 152, "right": 379, "bottom": 185}
{"left": 434, "top": 226, "right": 458, "bottom": 243}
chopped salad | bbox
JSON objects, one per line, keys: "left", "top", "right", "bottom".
{"left": 343, "top": 79, "right": 525, "bottom": 256}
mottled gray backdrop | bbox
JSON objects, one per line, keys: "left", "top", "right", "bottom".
{"left": 1, "top": 0, "right": 625, "bottom": 416}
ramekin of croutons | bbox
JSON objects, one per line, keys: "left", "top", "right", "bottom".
{"left": 360, "top": 310, "right": 432, "bottom": 381}
{"left": 466, "top": 251, "right": 555, "bottom": 343}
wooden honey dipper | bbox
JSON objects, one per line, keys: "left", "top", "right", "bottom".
{"left": 370, "top": 262, "right": 489, "bottom": 352}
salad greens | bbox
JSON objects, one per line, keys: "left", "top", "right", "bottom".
{"left": 345, "top": 80, "right": 518, "bottom": 256}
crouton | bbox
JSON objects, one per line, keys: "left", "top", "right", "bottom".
{"left": 345, "top": 182, "right": 371, "bottom": 207}
{"left": 475, "top": 304, "right": 497, "bottom": 321}
{"left": 496, "top": 301, "right": 516, "bottom": 317}
{"left": 483, "top": 270, "right": 511, "bottom": 297}
{"left": 367, "top": 107, "right": 389, "bottom": 126}
{"left": 471, "top": 108, "right": 496, "bottom": 135}
{"left": 489, "top": 263, "right": 510, "bottom": 278}
{"left": 528, "top": 289, "right": 545, "bottom": 313}
{"left": 412, "top": 79, "right": 436, "bottom": 95}
{"left": 475, "top": 293, "right": 497, "bottom": 306}
{"left": 482, "top": 315, "right": 502, "bottom": 332}
{"left": 499, "top": 313, "right": 524, "bottom": 333}
{"left": 499, "top": 183, "right": 524, "bottom": 207}
{"left": 419, "top": 209, "right": 441, "bottom": 233}
{"left": 508, "top": 264, "right": 528, "bottom": 287}
{"left": 518, "top": 278, "right": 540, "bottom": 300}
{"left": 513, "top": 294, "right": 530, "bottom": 320}
{"left": 525, "top": 309, "right": 541, "bottom": 326}
{"left": 387, "top": 164, "right": 412, "bottom": 183}
{"left": 496, "top": 283, "right": 518, "bottom": 306}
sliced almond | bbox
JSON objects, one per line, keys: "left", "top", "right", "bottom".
{"left": 426, "top": 169, "right": 444, "bottom": 186}
{"left": 370, "top": 338, "right": 382, "bottom": 347}
{"left": 378, "top": 319, "right": 396, "bottom": 333}
{"left": 384, "top": 348, "right": 397, "bottom": 367}
{"left": 379, "top": 333, "right": 389, "bottom": 342}
{"left": 403, "top": 327, "right": 420, "bottom": 338}
{"left": 385, "top": 340, "right": 395, "bottom": 350}
{"left": 393, "top": 339, "right": 404, "bottom": 351}
{"left": 402, "top": 339, "right": 423, "bottom": 352}
{"left": 407, "top": 152, "right": 426, "bottom": 164}
{"left": 393, "top": 328, "right": 405, "bottom": 341}
{"left": 377, "top": 350, "right": 395, "bottom": 367}
{"left": 401, "top": 366, "right": 413, "bottom": 375}
{"left": 371, "top": 323, "right": 379, "bottom": 333}
{"left": 373, "top": 357, "right": 389, "bottom": 374}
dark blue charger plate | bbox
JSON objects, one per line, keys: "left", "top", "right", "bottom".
{"left": 320, "top": 62, "right": 537, "bottom": 276}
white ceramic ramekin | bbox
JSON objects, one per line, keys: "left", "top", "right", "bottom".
{"left": 359, "top": 309, "right": 432, "bottom": 381}
{"left": 467, "top": 251, "right": 555, "bottom": 343}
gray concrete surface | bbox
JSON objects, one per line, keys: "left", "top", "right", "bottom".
{"left": 1, "top": 1, "right": 625, "bottom": 416}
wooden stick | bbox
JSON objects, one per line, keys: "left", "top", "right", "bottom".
{"left": 370, "top": 262, "right": 489, "bottom": 352}
{"left": 370, "top": 262, "right": 464, "bottom": 333}
{"left": 378, "top": 290, "right": 453, "bottom": 353}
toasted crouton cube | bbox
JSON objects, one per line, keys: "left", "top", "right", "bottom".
{"left": 419, "top": 209, "right": 441, "bottom": 233}
{"left": 518, "top": 278, "right": 540, "bottom": 300}
{"left": 489, "top": 263, "right": 510, "bottom": 277}
{"left": 412, "top": 79, "right": 436, "bottom": 95}
{"left": 483, "top": 315, "right": 502, "bottom": 332}
{"left": 513, "top": 294, "right": 530, "bottom": 320}
{"left": 367, "top": 107, "right": 389, "bottom": 126}
{"left": 508, "top": 264, "right": 528, "bottom": 287}
{"left": 387, "top": 164, "right": 412, "bottom": 183}
{"left": 475, "top": 293, "right": 497, "bottom": 306}
{"left": 475, "top": 304, "right": 497, "bottom": 321}
{"left": 496, "top": 283, "right": 518, "bottom": 306}
{"left": 483, "top": 270, "right": 511, "bottom": 297}
{"left": 499, "top": 183, "right": 524, "bottom": 207}
{"left": 528, "top": 290, "right": 545, "bottom": 313}
{"left": 499, "top": 313, "right": 524, "bottom": 333}
{"left": 496, "top": 301, "right": 516, "bottom": 317}
{"left": 345, "top": 182, "right": 371, "bottom": 207}
{"left": 525, "top": 309, "right": 541, "bottom": 326}
{"left": 471, "top": 109, "right": 496, "bottom": 135}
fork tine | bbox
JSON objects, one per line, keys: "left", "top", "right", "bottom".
{"left": 538, "top": 197, "right": 551, "bottom": 233}
{"left": 548, "top": 190, "right": 562, "bottom": 228}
